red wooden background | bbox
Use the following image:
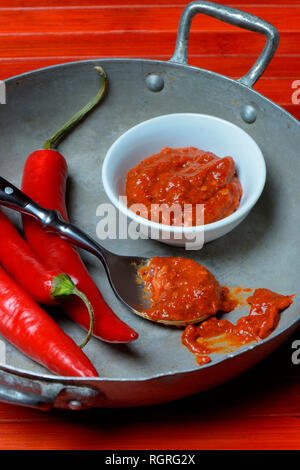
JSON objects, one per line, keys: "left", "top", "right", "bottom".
{"left": 0, "top": 0, "right": 299, "bottom": 119}
{"left": 0, "top": 0, "right": 299, "bottom": 450}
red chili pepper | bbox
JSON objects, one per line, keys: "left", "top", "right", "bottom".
{"left": 0, "top": 208, "right": 95, "bottom": 348}
{"left": 0, "top": 266, "right": 98, "bottom": 377}
{"left": 22, "top": 67, "right": 138, "bottom": 343}
{"left": 22, "top": 149, "right": 138, "bottom": 343}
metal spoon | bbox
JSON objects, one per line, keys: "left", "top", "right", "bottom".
{"left": 0, "top": 176, "right": 206, "bottom": 326}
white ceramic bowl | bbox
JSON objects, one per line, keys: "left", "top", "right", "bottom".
{"left": 102, "top": 113, "right": 266, "bottom": 248}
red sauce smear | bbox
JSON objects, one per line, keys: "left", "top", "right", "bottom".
{"left": 126, "top": 147, "right": 243, "bottom": 225}
{"left": 138, "top": 257, "right": 236, "bottom": 323}
{"left": 182, "top": 288, "right": 294, "bottom": 365}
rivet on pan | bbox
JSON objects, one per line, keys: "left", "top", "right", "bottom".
{"left": 145, "top": 74, "right": 164, "bottom": 92}
{"left": 68, "top": 399, "right": 83, "bottom": 410}
{"left": 241, "top": 105, "right": 257, "bottom": 124}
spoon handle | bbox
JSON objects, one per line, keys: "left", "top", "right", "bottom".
{"left": 0, "top": 176, "right": 35, "bottom": 212}
{"left": 0, "top": 176, "right": 109, "bottom": 265}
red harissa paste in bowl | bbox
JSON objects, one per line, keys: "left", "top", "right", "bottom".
{"left": 126, "top": 147, "right": 243, "bottom": 225}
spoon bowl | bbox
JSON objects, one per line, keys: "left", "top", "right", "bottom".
{"left": 104, "top": 252, "right": 211, "bottom": 326}
{"left": 0, "top": 176, "right": 206, "bottom": 326}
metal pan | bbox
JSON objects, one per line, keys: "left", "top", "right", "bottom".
{"left": 0, "top": 1, "right": 299, "bottom": 410}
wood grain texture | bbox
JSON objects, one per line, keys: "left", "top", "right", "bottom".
{"left": 0, "top": 6, "right": 299, "bottom": 33}
{"left": 0, "top": 0, "right": 299, "bottom": 450}
{"left": 0, "top": 0, "right": 300, "bottom": 6}
{"left": 0, "top": 30, "right": 297, "bottom": 60}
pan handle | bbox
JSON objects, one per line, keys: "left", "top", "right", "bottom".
{"left": 170, "top": 1, "right": 279, "bottom": 87}
{"left": 0, "top": 383, "right": 54, "bottom": 410}
{"left": 0, "top": 369, "right": 103, "bottom": 410}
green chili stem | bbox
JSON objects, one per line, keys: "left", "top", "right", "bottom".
{"left": 72, "top": 287, "right": 95, "bottom": 349}
{"left": 43, "top": 66, "right": 108, "bottom": 150}
{"left": 51, "top": 273, "right": 95, "bottom": 348}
